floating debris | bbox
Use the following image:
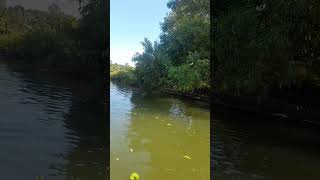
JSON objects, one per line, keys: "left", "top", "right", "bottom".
{"left": 155, "top": 116, "right": 159, "bottom": 119}
{"left": 183, "top": 155, "right": 192, "bottom": 160}
{"left": 167, "top": 123, "right": 172, "bottom": 126}
{"left": 130, "top": 172, "right": 140, "bottom": 180}
{"left": 116, "top": 157, "right": 119, "bottom": 161}
{"left": 130, "top": 148, "right": 133, "bottom": 152}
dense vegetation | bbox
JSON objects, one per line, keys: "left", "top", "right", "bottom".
{"left": 214, "top": 0, "right": 320, "bottom": 100}
{"left": 0, "top": 0, "right": 108, "bottom": 80}
{"left": 110, "top": 62, "right": 135, "bottom": 85}
{"left": 112, "top": 0, "right": 320, "bottom": 108}
{"left": 112, "top": 0, "right": 210, "bottom": 95}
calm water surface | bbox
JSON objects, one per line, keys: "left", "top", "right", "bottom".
{"left": 110, "top": 82, "right": 210, "bottom": 180}
{"left": 212, "top": 108, "right": 320, "bottom": 180}
{"left": 0, "top": 58, "right": 107, "bottom": 180}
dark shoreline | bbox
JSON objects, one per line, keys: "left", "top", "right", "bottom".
{"left": 110, "top": 80, "right": 210, "bottom": 103}
{"left": 5, "top": 53, "right": 317, "bottom": 127}
{"left": 3, "top": 53, "right": 319, "bottom": 127}
{"left": 160, "top": 88, "right": 210, "bottom": 103}
{"left": 164, "top": 84, "right": 320, "bottom": 127}
{"left": 212, "top": 93, "right": 320, "bottom": 127}
{"left": 111, "top": 79, "right": 320, "bottom": 127}
{"left": 1, "top": 52, "right": 105, "bottom": 82}
{"left": 1, "top": 53, "right": 106, "bottom": 105}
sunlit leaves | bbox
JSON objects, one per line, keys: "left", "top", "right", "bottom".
{"left": 166, "top": 52, "right": 209, "bottom": 92}
{"left": 130, "top": 0, "right": 210, "bottom": 94}
{"left": 133, "top": 38, "right": 171, "bottom": 90}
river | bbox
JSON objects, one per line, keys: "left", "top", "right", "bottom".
{"left": 212, "top": 107, "right": 320, "bottom": 179}
{"left": 0, "top": 58, "right": 107, "bottom": 180}
{"left": 3, "top": 56, "right": 319, "bottom": 180}
{"left": 110, "top": 82, "right": 210, "bottom": 180}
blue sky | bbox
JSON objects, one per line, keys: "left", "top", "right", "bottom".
{"left": 111, "top": 0, "right": 170, "bottom": 66}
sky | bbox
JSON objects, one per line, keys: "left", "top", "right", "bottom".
{"left": 111, "top": 0, "right": 170, "bottom": 66}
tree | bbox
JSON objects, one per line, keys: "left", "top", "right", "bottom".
{"left": 130, "top": 0, "right": 210, "bottom": 94}
{"left": 160, "top": 0, "right": 210, "bottom": 65}
{"left": 214, "top": 0, "right": 320, "bottom": 97}
{"left": 133, "top": 38, "right": 170, "bottom": 90}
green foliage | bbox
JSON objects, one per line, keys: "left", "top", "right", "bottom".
{"left": 166, "top": 52, "right": 209, "bottom": 92}
{"left": 111, "top": 70, "right": 136, "bottom": 85}
{"left": 0, "top": 1, "right": 107, "bottom": 79}
{"left": 133, "top": 38, "right": 171, "bottom": 90}
{"left": 78, "top": 0, "right": 108, "bottom": 71}
{"left": 131, "top": 0, "right": 210, "bottom": 95}
{"left": 214, "top": 0, "right": 320, "bottom": 96}
{"left": 161, "top": 0, "right": 210, "bottom": 65}
{"left": 110, "top": 63, "right": 136, "bottom": 85}
{"left": 110, "top": 63, "right": 134, "bottom": 76}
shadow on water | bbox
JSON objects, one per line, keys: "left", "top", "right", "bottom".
{"left": 0, "top": 59, "right": 108, "bottom": 180}
{"left": 212, "top": 106, "right": 320, "bottom": 180}
{"left": 60, "top": 90, "right": 108, "bottom": 180}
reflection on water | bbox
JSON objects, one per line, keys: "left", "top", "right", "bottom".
{"left": 0, "top": 59, "right": 107, "bottom": 180}
{"left": 110, "top": 82, "right": 210, "bottom": 180}
{"left": 212, "top": 107, "right": 320, "bottom": 180}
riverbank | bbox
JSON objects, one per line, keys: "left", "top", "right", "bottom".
{"left": 1, "top": 51, "right": 105, "bottom": 84}
{"left": 0, "top": 4, "right": 107, "bottom": 84}
{"left": 111, "top": 78, "right": 210, "bottom": 103}
{"left": 111, "top": 71, "right": 320, "bottom": 126}
{"left": 110, "top": 65, "right": 210, "bottom": 103}
{"left": 160, "top": 88, "right": 209, "bottom": 102}
{"left": 212, "top": 85, "right": 320, "bottom": 127}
